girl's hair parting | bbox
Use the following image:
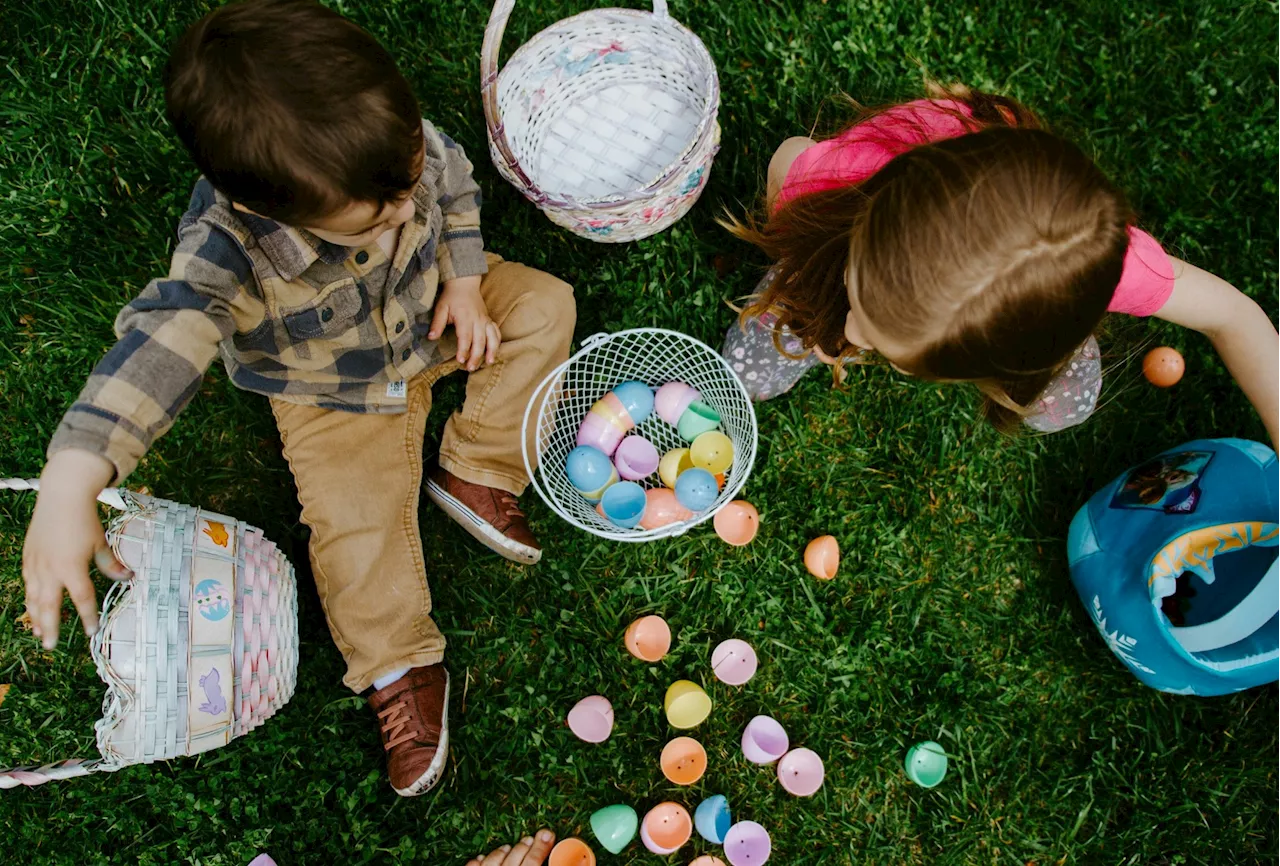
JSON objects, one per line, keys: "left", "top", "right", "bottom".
{"left": 723, "top": 82, "right": 1133, "bottom": 431}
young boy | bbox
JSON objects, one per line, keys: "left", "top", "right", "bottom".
{"left": 20, "top": 0, "right": 575, "bottom": 796}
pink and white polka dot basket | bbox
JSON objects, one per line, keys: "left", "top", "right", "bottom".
{"left": 0, "top": 480, "right": 299, "bottom": 788}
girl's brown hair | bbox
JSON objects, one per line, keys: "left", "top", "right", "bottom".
{"left": 726, "top": 84, "right": 1133, "bottom": 431}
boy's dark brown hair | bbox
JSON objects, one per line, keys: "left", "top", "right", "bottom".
{"left": 164, "top": 0, "right": 424, "bottom": 224}
{"left": 726, "top": 84, "right": 1133, "bottom": 431}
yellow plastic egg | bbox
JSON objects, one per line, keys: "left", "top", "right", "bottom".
{"left": 664, "top": 680, "right": 712, "bottom": 729}
{"left": 690, "top": 431, "right": 734, "bottom": 475}
{"left": 658, "top": 448, "right": 694, "bottom": 489}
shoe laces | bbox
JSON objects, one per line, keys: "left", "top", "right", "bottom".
{"left": 497, "top": 490, "right": 525, "bottom": 520}
{"left": 377, "top": 700, "right": 421, "bottom": 751}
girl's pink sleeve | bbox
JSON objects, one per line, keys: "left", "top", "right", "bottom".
{"left": 1109, "top": 227, "right": 1175, "bottom": 316}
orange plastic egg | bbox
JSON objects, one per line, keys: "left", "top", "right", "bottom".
{"left": 690, "top": 858, "right": 728, "bottom": 866}
{"left": 639, "top": 488, "right": 693, "bottom": 530}
{"left": 660, "top": 736, "right": 708, "bottom": 785}
{"left": 548, "top": 838, "right": 596, "bottom": 866}
{"left": 713, "top": 500, "right": 759, "bottom": 546}
{"left": 1143, "top": 346, "right": 1185, "bottom": 387}
{"left": 804, "top": 535, "right": 840, "bottom": 580}
{"left": 624, "top": 615, "right": 671, "bottom": 662}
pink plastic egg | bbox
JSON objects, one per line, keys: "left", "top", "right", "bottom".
{"left": 567, "top": 695, "right": 614, "bottom": 743}
{"left": 655, "top": 382, "right": 700, "bottom": 426}
{"left": 711, "top": 639, "right": 758, "bottom": 685}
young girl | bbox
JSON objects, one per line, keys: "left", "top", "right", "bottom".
{"left": 722, "top": 85, "right": 1278, "bottom": 444}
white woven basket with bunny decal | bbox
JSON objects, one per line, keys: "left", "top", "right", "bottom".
{"left": 0, "top": 480, "right": 299, "bottom": 788}
{"left": 481, "top": 0, "right": 720, "bottom": 242}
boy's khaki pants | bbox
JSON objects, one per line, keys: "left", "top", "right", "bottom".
{"left": 271, "top": 258, "right": 574, "bottom": 692}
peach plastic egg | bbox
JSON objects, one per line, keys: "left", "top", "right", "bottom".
{"left": 691, "top": 858, "right": 729, "bottom": 866}
{"left": 624, "top": 615, "right": 671, "bottom": 662}
{"left": 639, "top": 488, "right": 693, "bottom": 530}
{"left": 713, "top": 500, "right": 759, "bottom": 546}
{"left": 1143, "top": 346, "right": 1185, "bottom": 387}
{"left": 660, "top": 736, "right": 708, "bottom": 785}
{"left": 640, "top": 802, "right": 692, "bottom": 854}
{"left": 804, "top": 535, "right": 839, "bottom": 580}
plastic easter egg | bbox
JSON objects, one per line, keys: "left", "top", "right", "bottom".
{"left": 661, "top": 736, "right": 708, "bottom": 785}
{"left": 711, "top": 638, "right": 758, "bottom": 686}
{"left": 655, "top": 381, "right": 700, "bottom": 426}
{"left": 567, "top": 695, "right": 614, "bottom": 743}
{"left": 675, "top": 468, "right": 718, "bottom": 512}
{"left": 624, "top": 615, "right": 671, "bottom": 662}
{"left": 658, "top": 448, "right": 694, "bottom": 489}
{"left": 724, "top": 821, "right": 771, "bottom": 866}
{"left": 577, "top": 407, "right": 628, "bottom": 456}
{"left": 677, "top": 401, "right": 722, "bottom": 442}
{"left": 804, "top": 535, "right": 839, "bottom": 580}
{"left": 690, "top": 431, "right": 734, "bottom": 474}
{"left": 714, "top": 500, "right": 759, "bottom": 546}
{"left": 777, "top": 747, "right": 825, "bottom": 796}
{"left": 548, "top": 838, "right": 596, "bottom": 866}
{"left": 664, "top": 680, "right": 712, "bottom": 729}
{"left": 566, "top": 445, "right": 618, "bottom": 502}
{"left": 904, "top": 740, "right": 948, "bottom": 788}
{"left": 694, "top": 794, "right": 732, "bottom": 844}
{"left": 640, "top": 802, "right": 692, "bottom": 855}
{"left": 600, "top": 481, "right": 647, "bottom": 529}
{"left": 614, "top": 436, "right": 660, "bottom": 481}
{"left": 639, "top": 488, "right": 693, "bottom": 530}
{"left": 590, "top": 804, "right": 638, "bottom": 855}
{"left": 741, "top": 715, "right": 788, "bottom": 764}
{"left": 690, "top": 858, "right": 729, "bottom": 866}
{"left": 612, "top": 380, "right": 655, "bottom": 424}
{"left": 1143, "top": 346, "right": 1185, "bottom": 387}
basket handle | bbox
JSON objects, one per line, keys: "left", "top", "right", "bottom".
{"left": 480, "top": 0, "right": 671, "bottom": 201}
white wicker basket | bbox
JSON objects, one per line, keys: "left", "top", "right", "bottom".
{"left": 0, "top": 481, "right": 299, "bottom": 788}
{"left": 522, "top": 328, "right": 757, "bottom": 540}
{"left": 481, "top": 0, "right": 720, "bottom": 242}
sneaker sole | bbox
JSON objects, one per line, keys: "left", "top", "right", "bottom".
{"left": 424, "top": 477, "right": 541, "bottom": 565}
{"left": 394, "top": 670, "right": 450, "bottom": 797}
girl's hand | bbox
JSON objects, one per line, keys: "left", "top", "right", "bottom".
{"left": 22, "top": 449, "right": 128, "bottom": 649}
{"left": 429, "top": 275, "right": 501, "bottom": 372}
{"left": 465, "top": 830, "right": 555, "bottom": 866}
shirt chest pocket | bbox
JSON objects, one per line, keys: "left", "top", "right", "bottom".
{"left": 280, "top": 279, "right": 364, "bottom": 342}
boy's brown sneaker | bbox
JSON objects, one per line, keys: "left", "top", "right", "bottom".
{"left": 424, "top": 463, "right": 542, "bottom": 564}
{"left": 367, "top": 664, "right": 449, "bottom": 797}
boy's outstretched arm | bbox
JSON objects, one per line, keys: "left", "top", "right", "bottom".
{"left": 1155, "top": 257, "right": 1279, "bottom": 448}
{"left": 25, "top": 214, "right": 246, "bottom": 648}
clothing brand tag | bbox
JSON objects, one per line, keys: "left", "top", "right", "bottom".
{"left": 386, "top": 380, "right": 407, "bottom": 399}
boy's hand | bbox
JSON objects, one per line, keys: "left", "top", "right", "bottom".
{"left": 22, "top": 449, "right": 128, "bottom": 650}
{"left": 429, "top": 275, "right": 501, "bottom": 372}
{"left": 465, "top": 830, "right": 555, "bottom": 866}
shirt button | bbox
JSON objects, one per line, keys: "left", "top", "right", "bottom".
{"left": 395, "top": 321, "right": 405, "bottom": 334}
{"left": 355, "top": 250, "right": 370, "bottom": 265}
{"left": 321, "top": 307, "right": 334, "bottom": 322}
{"left": 402, "top": 347, "right": 412, "bottom": 361}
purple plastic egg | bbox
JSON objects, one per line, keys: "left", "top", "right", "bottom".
{"left": 724, "top": 821, "right": 771, "bottom": 866}
{"left": 614, "top": 435, "right": 660, "bottom": 481}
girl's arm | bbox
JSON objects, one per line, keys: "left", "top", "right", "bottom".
{"left": 1153, "top": 257, "right": 1279, "bottom": 447}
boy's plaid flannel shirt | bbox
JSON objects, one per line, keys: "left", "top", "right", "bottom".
{"left": 49, "top": 120, "right": 486, "bottom": 482}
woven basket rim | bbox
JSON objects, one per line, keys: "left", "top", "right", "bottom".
{"left": 492, "top": 6, "right": 720, "bottom": 208}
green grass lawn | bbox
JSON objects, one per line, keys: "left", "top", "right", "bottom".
{"left": 1, "top": 0, "right": 1277, "bottom": 863}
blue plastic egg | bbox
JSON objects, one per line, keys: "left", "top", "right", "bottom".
{"left": 600, "top": 481, "right": 648, "bottom": 529}
{"left": 566, "top": 445, "right": 618, "bottom": 503}
{"left": 675, "top": 467, "right": 718, "bottom": 511}
{"left": 694, "top": 794, "right": 732, "bottom": 844}
{"left": 612, "top": 380, "right": 655, "bottom": 425}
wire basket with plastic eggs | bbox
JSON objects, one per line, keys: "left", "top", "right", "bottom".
{"left": 522, "top": 328, "right": 758, "bottom": 541}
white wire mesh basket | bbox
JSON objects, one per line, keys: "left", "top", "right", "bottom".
{"left": 522, "top": 328, "right": 757, "bottom": 540}
{"left": 0, "top": 481, "right": 299, "bottom": 788}
{"left": 481, "top": 0, "right": 720, "bottom": 242}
